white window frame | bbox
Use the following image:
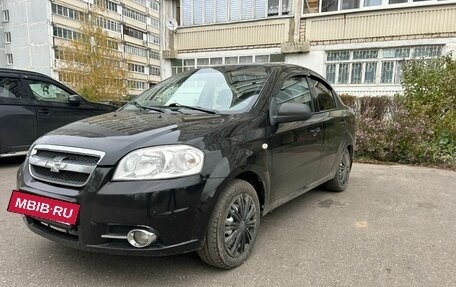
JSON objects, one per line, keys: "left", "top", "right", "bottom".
{"left": 6, "top": 53, "right": 13, "bottom": 65}
{"left": 308, "top": 0, "right": 449, "bottom": 16}
{"left": 3, "top": 10, "right": 9, "bottom": 22}
{"left": 181, "top": 0, "right": 293, "bottom": 26}
{"left": 325, "top": 45, "right": 444, "bottom": 86}
{"left": 5, "top": 32, "right": 11, "bottom": 43}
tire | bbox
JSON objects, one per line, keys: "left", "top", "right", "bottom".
{"left": 325, "top": 147, "right": 352, "bottom": 192}
{"left": 197, "top": 179, "right": 261, "bottom": 269}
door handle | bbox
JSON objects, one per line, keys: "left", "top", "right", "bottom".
{"left": 37, "top": 108, "right": 50, "bottom": 115}
{"left": 310, "top": 127, "right": 320, "bottom": 136}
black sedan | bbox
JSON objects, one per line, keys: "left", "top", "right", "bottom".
{"left": 10, "top": 64, "right": 355, "bottom": 269}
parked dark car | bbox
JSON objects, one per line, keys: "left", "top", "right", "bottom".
{"left": 11, "top": 64, "right": 355, "bottom": 269}
{"left": 0, "top": 68, "right": 116, "bottom": 157}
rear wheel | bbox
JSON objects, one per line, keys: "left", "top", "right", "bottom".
{"left": 325, "top": 148, "right": 351, "bottom": 192}
{"left": 198, "top": 179, "right": 260, "bottom": 269}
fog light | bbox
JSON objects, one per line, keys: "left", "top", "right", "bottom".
{"left": 127, "top": 229, "right": 157, "bottom": 248}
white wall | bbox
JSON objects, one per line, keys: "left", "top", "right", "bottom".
{"left": 1, "top": 0, "right": 52, "bottom": 75}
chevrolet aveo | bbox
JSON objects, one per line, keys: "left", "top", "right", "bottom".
{"left": 10, "top": 64, "right": 355, "bottom": 269}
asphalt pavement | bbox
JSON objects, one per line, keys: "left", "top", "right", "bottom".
{"left": 1, "top": 157, "right": 455, "bottom": 287}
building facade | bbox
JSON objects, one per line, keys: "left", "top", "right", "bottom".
{"left": 0, "top": 0, "right": 161, "bottom": 97}
{"left": 160, "top": 0, "right": 456, "bottom": 95}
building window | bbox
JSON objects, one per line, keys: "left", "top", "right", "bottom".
{"left": 150, "top": 17, "right": 160, "bottom": 28}
{"left": 53, "top": 26, "right": 82, "bottom": 41}
{"left": 132, "top": 0, "right": 147, "bottom": 5}
{"left": 124, "top": 44, "right": 147, "bottom": 57}
{"left": 5, "top": 32, "right": 11, "bottom": 43}
{"left": 6, "top": 53, "right": 13, "bottom": 65}
{"left": 149, "top": 33, "right": 160, "bottom": 45}
{"left": 94, "top": 0, "right": 118, "bottom": 12}
{"left": 255, "top": 55, "right": 270, "bottom": 63}
{"left": 123, "top": 26, "right": 144, "bottom": 40}
{"left": 268, "top": 0, "right": 292, "bottom": 16}
{"left": 149, "top": 66, "right": 160, "bottom": 76}
{"left": 182, "top": 0, "right": 292, "bottom": 26}
{"left": 123, "top": 7, "right": 147, "bottom": 23}
{"left": 304, "top": 0, "right": 439, "bottom": 13}
{"left": 105, "top": 0, "right": 118, "bottom": 12}
{"left": 150, "top": 0, "right": 159, "bottom": 11}
{"left": 128, "top": 63, "right": 145, "bottom": 73}
{"left": 52, "top": 4, "right": 85, "bottom": 21}
{"left": 128, "top": 80, "right": 146, "bottom": 90}
{"left": 149, "top": 50, "right": 160, "bottom": 60}
{"left": 171, "top": 54, "right": 275, "bottom": 74}
{"left": 325, "top": 45, "right": 443, "bottom": 85}
{"left": 3, "top": 10, "right": 9, "bottom": 22}
{"left": 97, "top": 17, "right": 121, "bottom": 32}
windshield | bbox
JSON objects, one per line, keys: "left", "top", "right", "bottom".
{"left": 124, "top": 66, "right": 271, "bottom": 114}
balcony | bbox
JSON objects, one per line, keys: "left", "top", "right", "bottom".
{"left": 173, "top": 18, "right": 292, "bottom": 53}
{"left": 301, "top": 3, "right": 456, "bottom": 43}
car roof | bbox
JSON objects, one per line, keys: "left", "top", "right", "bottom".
{"left": 190, "top": 63, "right": 324, "bottom": 79}
{"left": 0, "top": 68, "right": 55, "bottom": 80}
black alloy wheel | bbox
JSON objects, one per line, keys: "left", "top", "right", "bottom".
{"left": 198, "top": 179, "right": 260, "bottom": 269}
{"left": 326, "top": 147, "right": 352, "bottom": 192}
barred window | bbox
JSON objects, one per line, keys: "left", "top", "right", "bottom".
{"left": 124, "top": 44, "right": 147, "bottom": 57}
{"left": 123, "top": 7, "right": 147, "bottom": 23}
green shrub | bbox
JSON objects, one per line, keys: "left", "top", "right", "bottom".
{"left": 402, "top": 54, "right": 456, "bottom": 166}
{"left": 341, "top": 94, "right": 454, "bottom": 168}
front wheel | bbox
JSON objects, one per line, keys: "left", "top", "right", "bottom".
{"left": 325, "top": 147, "right": 352, "bottom": 192}
{"left": 198, "top": 179, "right": 260, "bottom": 269}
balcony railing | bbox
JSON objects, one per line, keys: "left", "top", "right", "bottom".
{"left": 174, "top": 18, "right": 291, "bottom": 52}
{"left": 301, "top": 3, "right": 456, "bottom": 42}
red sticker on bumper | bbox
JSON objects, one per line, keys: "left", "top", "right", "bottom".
{"left": 7, "top": 190, "right": 80, "bottom": 225}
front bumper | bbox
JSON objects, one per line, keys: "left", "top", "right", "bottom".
{"left": 18, "top": 162, "right": 225, "bottom": 256}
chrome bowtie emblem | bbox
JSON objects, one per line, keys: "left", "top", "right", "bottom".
{"left": 45, "top": 156, "right": 67, "bottom": 173}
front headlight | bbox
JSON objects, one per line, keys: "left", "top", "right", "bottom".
{"left": 112, "top": 145, "right": 204, "bottom": 180}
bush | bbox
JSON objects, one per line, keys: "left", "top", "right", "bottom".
{"left": 341, "top": 94, "right": 454, "bottom": 169}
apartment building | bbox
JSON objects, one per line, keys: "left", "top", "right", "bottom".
{"left": 0, "top": 0, "right": 161, "bottom": 98}
{"left": 160, "top": 0, "right": 456, "bottom": 95}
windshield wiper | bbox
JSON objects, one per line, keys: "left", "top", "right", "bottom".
{"left": 132, "top": 101, "right": 165, "bottom": 113}
{"left": 166, "top": 103, "right": 218, "bottom": 114}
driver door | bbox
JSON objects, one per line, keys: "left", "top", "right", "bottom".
{"left": 24, "top": 76, "right": 96, "bottom": 135}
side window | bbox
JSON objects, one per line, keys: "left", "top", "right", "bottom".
{"left": 27, "top": 80, "right": 72, "bottom": 103}
{"left": 308, "top": 78, "right": 337, "bottom": 111}
{"left": 0, "top": 78, "right": 22, "bottom": 98}
{"left": 276, "top": 76, "right": 314, "bottom": 111}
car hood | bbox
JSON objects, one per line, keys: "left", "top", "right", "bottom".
{"left": 36, "top": 111, "right": 246, "bottom": 165}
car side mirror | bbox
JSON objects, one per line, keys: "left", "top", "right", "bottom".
{"left": 270, "top": 101, "right": 312, "bottom": 125}
{"left": 67, "top": 94, "right": 83, "bottom": 106}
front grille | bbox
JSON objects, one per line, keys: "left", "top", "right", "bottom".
{"left": 29, "top": 145, "right": 104, "bottom": 188}
{"left": 31, "top": 165, "right": 90, "bottom": 186}
{"left": 36, "top": 150, "right": 99, "bottom": 165}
